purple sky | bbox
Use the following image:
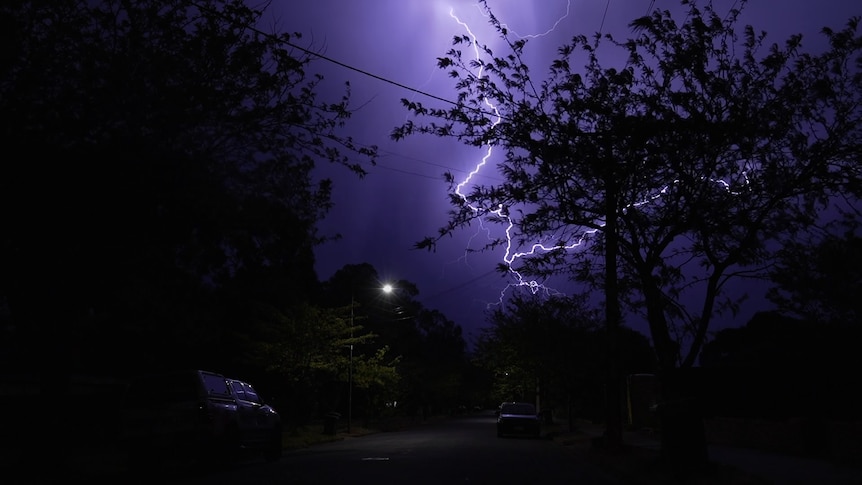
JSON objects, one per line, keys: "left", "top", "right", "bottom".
{"left": 276, "top": 1, "right": 859, "bottom": 345}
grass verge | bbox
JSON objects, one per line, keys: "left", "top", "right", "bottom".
{"left": 281, "top": 423, "right": 380, "bottom": 450}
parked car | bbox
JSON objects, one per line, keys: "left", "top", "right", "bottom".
{"left": 496, "top": 401, "right": 541, "bottom": 438}
{"left": 120, "top": 369, "right": 240, "bottom": 465}
{"left": 119, "top": 369, "right": 283, "bottom": 467}
{"left": 225, "top": 377, "right": 283, "bottom": 462}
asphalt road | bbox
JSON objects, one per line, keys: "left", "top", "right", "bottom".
{"left": 118, "top": 413, "right": 623, "bottom": 485}
{"left": 15, "top": 412, "right": 862, "bottom": 484}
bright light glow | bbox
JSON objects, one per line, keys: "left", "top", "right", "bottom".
{"left": 382, "top": 283, "right": 394, "bottom": 293}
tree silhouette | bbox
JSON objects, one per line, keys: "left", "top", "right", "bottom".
{"left": 0, "top": 0, "right": 377, "bottom": 468}
{"left": 475, "top": 294, "right": 655, "bottom": 425}
{"left": 320, "top": 263, "right": 472, "bottom": 421}
{"left": 700, "top": 311, "right": 862, "bottom": 422}
{"left": 768, "top": 221, "right": 862, "bottom": 325}
{"left": 393, "top": 0, "right": 862, "bottom": 461}
{"left": 0, "top": 0, "right": 376, "bottom": 374}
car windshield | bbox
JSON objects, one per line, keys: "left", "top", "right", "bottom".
{"left": 501, "top": 403, "right": 536, "bottom": 415}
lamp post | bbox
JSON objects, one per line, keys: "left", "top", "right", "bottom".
{"left": 347, "top": 283, "right": 397, "bottom": 435}
{"left": 348, "top": 294, "right": 354, "bottom": 435}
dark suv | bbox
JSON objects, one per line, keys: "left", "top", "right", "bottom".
{"left": 120, "top": 369, "right": 282, "bottom": 466}
{"left": 120, "top": 370, "right": 239, "bottom": 464}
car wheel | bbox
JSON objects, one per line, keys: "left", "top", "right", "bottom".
{"left": 264, "top": 428, "right": 283, "bottom": 462}
{"left": 216, "top": 424, "right": 241, "bottom": 462}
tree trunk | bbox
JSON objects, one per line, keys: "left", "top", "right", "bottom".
{"left": 640, "top": 277, "right": 710, "bottom": 469}
{"left": 602, "top": 172, "right": 624, "bottom": 451}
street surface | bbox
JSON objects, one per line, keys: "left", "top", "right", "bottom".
{"left": 126, "top": 413, "right": 621, "bottom": 484}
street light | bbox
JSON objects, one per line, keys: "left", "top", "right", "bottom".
{"left": 348, "top": 293, "right": 354, "bottom": 434}
{"left": 348, "top": 283, "right": 397, "bottom": 435}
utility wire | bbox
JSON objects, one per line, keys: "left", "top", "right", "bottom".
{"left": 423, "top": 267, "right": 501, "bottom": 301}
{"left": 281, "top": 38, "right": 461, "bottom": 110}
{"left": 193, "top": 1, "right": 613, "bottom": 139}
{"left": 193, "top": 2, "right": 498, "bottom": 118}
{"left": 599, "top": 0, "right": 611, "bottom": 34}
{"left": 193, "top": 1, "right": 589, "bottom": 127}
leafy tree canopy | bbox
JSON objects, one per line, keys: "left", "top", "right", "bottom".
{"left": 767, "top": 219, "right": 862, "bottom": 326}
{"left": 0, "top": 0, "right": 376, "bottom": 374}
{"left": 393, "top": 0, "right": 862, "bottom": 374}
{"left": 474, "top": 293, "right": 655, "bottom": 411}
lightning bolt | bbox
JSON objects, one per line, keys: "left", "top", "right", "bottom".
{"left": 448, "top": 3, "right": 575, "bottom": 307}
{"left": 446, "top": 2, "right": 754, "bottom": 310}
{"left": 472, "top": 0, "right": 572, "bottom": 40}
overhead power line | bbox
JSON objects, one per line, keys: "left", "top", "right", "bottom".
{"left": 600, "top": 0, "right": 611, "bottom": 34}
{"left": 192, "top": 1, "right": 518, "bottom": 122}
{"left": 281, "top": 39, "right": 460, "bottom": 109}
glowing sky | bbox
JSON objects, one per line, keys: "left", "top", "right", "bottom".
{"left": 278, "top": 1, "right": 860, "bottom": 344}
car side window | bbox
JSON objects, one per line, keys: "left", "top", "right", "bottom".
{"left": 202, "top": 373, "right": 231, "bottom": 397}
{"left": 243, "top": 383, "right": 261, "bottom": 404}
{"left": 231, "top": 381, "right": 246, "bottom": 401}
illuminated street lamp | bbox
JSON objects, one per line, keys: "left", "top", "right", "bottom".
{"left": 348, "top": 283, "right": 396, "bottom": 434}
